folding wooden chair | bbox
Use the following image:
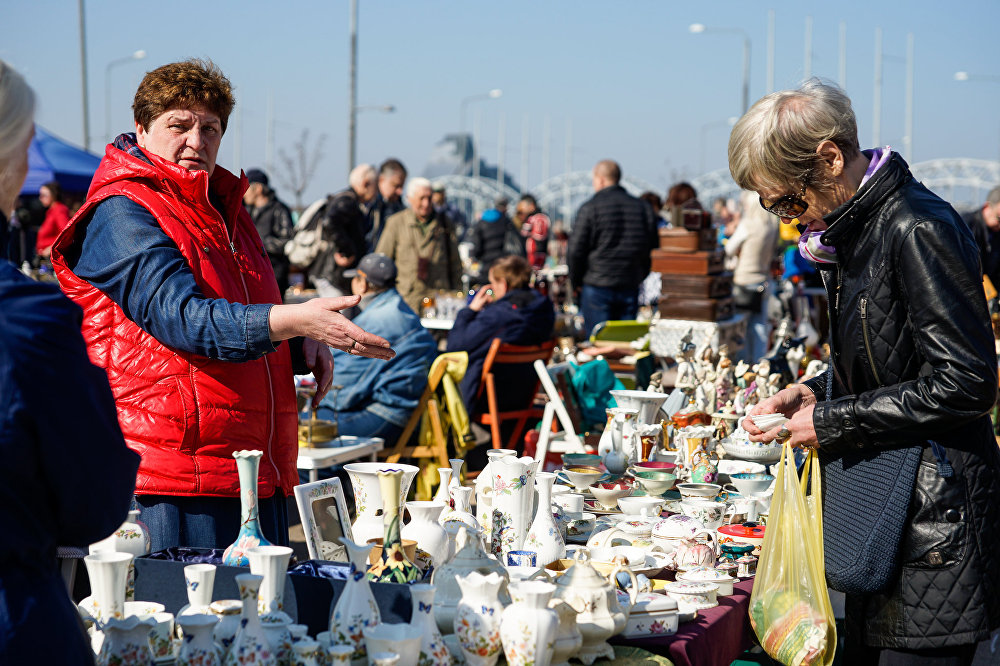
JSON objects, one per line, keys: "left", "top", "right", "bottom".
{"left": 473, "top": 338, "right": 556, "bottom": 450}
{"left": 381, "top": 359, "right": 450, "bottom": 469}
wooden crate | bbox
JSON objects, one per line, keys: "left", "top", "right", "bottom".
{"left": 658, "top": 296, "right": 735, "bottom": 321}
{"left": 661, "top": 272, "right": 733, "bottom": 299}
{"left": 658, "top": 228, "right": 717, "bottom": 253}
{"left": 651, "top": 249, "right": 725, "bottom": 275}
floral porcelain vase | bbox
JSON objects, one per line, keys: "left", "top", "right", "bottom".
{"left": 178, "top": 564, "right": 217, "bottom": 619}
{"left": 400, "top": 501, "right": 449, "bottom": 567}
{"left": 223, "top": 450, "right": 272, "bottom": 567}
{"left": 441, "top": 487, "right": 478, "bottom": 533}
{"left": 329, "top": 538, "right": 380, "bottom": 663}
{"left": 176, "top": 613, "right": 222, "bottom": 666}
{"left": 523, "top": 472, "right": 566, "bottom": 566}
{"left": 454, "top": 571, "right": 505, "bottom": 666}
{"left": 490, "top": 456, "right": 537, "bottom": 562}
{"left": 83, "top": 551, "right": 133, "bottom": 623}
{"left": 368, "top": 470, "right": 422, "bottom": 584}
{"left": 344, "top": 462, "right": 420, "bottom": 546}
{"left": 431, "top": 526, "right": 511, "bottom": 636}
{"left": 97, "top": 616, "right": 156, "bottom": 666}
{"left": 225, "top": 574, "right": 276, "bottom": 666}
{"left": 548, "top": 599, "right": 583, "bottom": 666}
{"left": 475, "top": 449, "right": 518, "bottom": 541}
{"left": 89, "top": 508, "right": 150, "bottom": 601}
{"left": 500, "top": 581, "right": 560, "bottom": 666}
{"left": 248, "top": 545, "right": 293, "bottom": 616}
{"left": 408, "top": 583, "right": 451, "bottom": 666}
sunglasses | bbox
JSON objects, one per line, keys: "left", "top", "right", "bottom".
{"left": 759, "top": 184, "right": 809, "bottom": 219}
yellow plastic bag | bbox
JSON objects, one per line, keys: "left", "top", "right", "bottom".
{"left": 749, "top": 442, "right": 836, "bottom": 666}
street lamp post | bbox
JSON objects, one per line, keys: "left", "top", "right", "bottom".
{"left": 690, "top": 23, "right": 751, "bottom": 115}
{"left": 349, "top": 104, "right": 395, "bottom": 171}
{"left": 954, "top": 71, "right": 1000, "bottom": 163}
{"left": 460, "top": 89, "right": 502, "bottom": 132}
{"left": 105, "top": 49, "right": 146, "bottom": 146}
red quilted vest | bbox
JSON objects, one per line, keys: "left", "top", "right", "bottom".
{"left": 51, "top": 145, "right": 298, "bottom": 498}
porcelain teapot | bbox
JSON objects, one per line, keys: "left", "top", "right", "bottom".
{"left": 552, "top": 549, "right": 637, "bottom": 665}
{"left": 689, "top": 450, "right": 719, "bottom": 484}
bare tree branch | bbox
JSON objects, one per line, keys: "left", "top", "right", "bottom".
{"left": 275, "top": 129, "right": 327, "bottom": 211}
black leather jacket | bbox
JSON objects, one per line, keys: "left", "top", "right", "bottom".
{"left": 805, "top": 153, "right": 1000, "bottom": 648}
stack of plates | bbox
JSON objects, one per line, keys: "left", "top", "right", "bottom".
{"left": 749, "top": 413, "right": 788, "bottom": 432}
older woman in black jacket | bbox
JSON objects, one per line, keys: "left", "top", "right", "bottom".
{"left": 733, "top": 80, "right": 1000, "bottom": 665}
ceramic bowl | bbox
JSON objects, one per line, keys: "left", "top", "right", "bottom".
{"left": 588, "top": 481, "right": 633, "bottom": 510}
{"left": 663, "top": 581, "right": 720, "bottom": 613}
{"left": 631, "top": 460, "right": 677, "bottom": 474}
{"left": 560, "top": 466, "right": 605, "bottom": 491}
{"left": 676, "top": 482, "right": 722, "bottom": 500}
{"left": 562, "top": 453, "right": 603, "bottom": 468}
{"left": 632, "top": 470, "right": 677, "bottom": 496}
{"left": 617, "top": 495, "right": 665, "bottom": 517}
{"left": 729, "top": 473, "right": 775, "bottom": 496}
{"left": 588, "top": 545, "right": 648, "bottom": 569}
{"left": 718, "top": 437, "right": 782, "bottom": 463}
{"left": 677, "top": 567, "right": 735, "bottom": 596}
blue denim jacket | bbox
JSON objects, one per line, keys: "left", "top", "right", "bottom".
{"left": 71, "top": 195, "right": 276, "bottom": 361}
{"left": 320, "top": 288, "right": 437, "bottom": 427}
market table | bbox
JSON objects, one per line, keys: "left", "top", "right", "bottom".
{"left": 296, "top": 436, "right": 384, "bottom": 482}
{"left": 612, "top": 578, "right": 755, "bottom": 666}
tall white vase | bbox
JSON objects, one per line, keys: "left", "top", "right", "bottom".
{"left": 448, "top": 459, "right": 464, "bottom": 493}
{"left": 226, "top": 574, "right": 275, "bottom": 666}
{"left": 248, "top": 545, "right": 293, "bottom": 616}
{"left": 178, "top": 563, "right": 216, "bottom": 619}
{"left": 441, "top": 487, "right": 478, "bottom": 532}
{"left": 408, "top": 584, "right": 451, "bottom": 666}
{"left": 401, "top": 501, "right": 449, "bottom": 567}
{"left": 176, "top": 614, "right": 221, "bottom": 666}
{"left": 524, "top": 472, "right": 566, "bottom": 566}
{"left": 454, "top": 572, "right": 504, "bottom": 666}
{"left": 84, "top": 551, "right": 133, "bottom": 623}
{"left": 500, "top": 581, "right": 559, "bottom": 666}
{"left": 490, "top": 456, "right": 536, "bottom": 562}
{"left": 329, "top": 538, "right": 380, "bottom": 664}
{"left": 432, "top": 468, "right": 452, "bottom": 505}
{"left": 223, "top": 450, "right": 272, "bottom": 567}
{"left": 475, "top": 449, "right": 517, "bottom": 539}
{"left": 344, "top": 462, "right": 420, "bottom": 545}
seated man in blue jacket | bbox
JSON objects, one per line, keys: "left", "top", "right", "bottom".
{"left": 447, "top": 255, "right": 556, "bottom": 414}
{"left": 315, "top": 253, "right": 438, "bottom": 443}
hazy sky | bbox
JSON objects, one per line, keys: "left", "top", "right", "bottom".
{"left": 5, "top": 0, "right": 999, "bottom": 205}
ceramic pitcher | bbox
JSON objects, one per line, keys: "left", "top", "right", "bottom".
{"left": 368, "top": 469, "right": 422, "bottom": 584}
{"left": 97, "top": 616, "right": 156, "bottom": 666}
{"left": 454, "top": 571, "right": 505, "bottom": 666}
{"left": 344, "top": 462, "right": 419, "bottom": 545}
{"left": 400, "top": 500, "right": 449, "bottom": 567}
{"left": 490, "top": 456, "right": 536, "bottom": 562}
{"left": 500, "top": 581, "right": 559, "bottom": 666}
{"left": 431, "top": 526, "right": 510, "bottom": 636}
{"left": 408, "top": 583, "right": 451, "bottom": 666}
{"left": 330, "top": 538, "right": 380, "bottom": 663}
{"left": 523, "top": 472, "right": 566, "bottom": 566}
{"left": 223, "top": 450, "right": 272, "bottom": 567}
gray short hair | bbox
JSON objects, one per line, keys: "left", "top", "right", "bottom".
{"left": 986, "top": 185, "right": 1000, "bottom": 206}
{"left": 0, "top": 59, "right": 36, "bottom": 174}
{"left": 348, "top": 163, "right": 375, "bottom": 190}
{"left": 728, "top": 78, "right": 861, "bottom": 194}
{"left": 406, "top": 176, "right": 432, "bottom": 200}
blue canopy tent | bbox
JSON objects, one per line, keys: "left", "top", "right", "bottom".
{"left": 20, "top": 126, "right": 102, "bottom": 195}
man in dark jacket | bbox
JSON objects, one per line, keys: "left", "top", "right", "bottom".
{"left": 244, "top": 168, "right": 294, "bottom": 296}
{"left": 313, "top": 163, "right": 376, "bottom": 297}
{"left": 365, "top": 158, "right": 407, "bottom": 251}
{"left": 568, "top": 160, "right": 659, "bottom": 337}
{"left": 962, "top": 184, "right": 1000, "bottom": 290}
{"left": 469, "top": 196, "right": 524, "bottom": 284}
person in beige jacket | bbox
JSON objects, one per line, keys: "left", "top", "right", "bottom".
{"left": 376, "top": 177, "right": 463, "bottom": 313}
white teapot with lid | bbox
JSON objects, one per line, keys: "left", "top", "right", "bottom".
{"left": 552, "top": 548, "right": 637, "bottom": 665}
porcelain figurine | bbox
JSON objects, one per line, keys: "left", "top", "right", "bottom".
{"left": 368, "top": 470, "right": 422, "bottom": 584}
{"left": 343, "top": 462, "right": 419, "bottom": 546}
{"left": 454, "top": 571, "right": 505, "bottom": 666}
{"left": 401, "top": 501, "right": 449, "bottom": 567}
{"left": 547, "top": 599, "right": 583, "bottom": 666}
{"left": 226, "top": 574, "right": 276, "bottom": 666}
{"left": 223, "top": 450, "right": 272, "bottom": 566}
{"left": 408, "top": 583, "right": 451, "bottom": 666}
{"left": 330, "top": 538, "right": 380, "bottom": 663}
{"left": 523, "top": 472, "right": 566, "bottom": 566}
{"left": 490, "top": 456, "right": 536, "bottom": 562}
{"left": 431, "top": 526, "right": 510, "bottom": 636}
{"left": 500, "top": 581, "right": 559, "bottom": 666}
{"left": 176, "top": 614, "right": 221, "bottom": 666}
{"left": 97, "top": 616, "right": 156, "bottom": 666}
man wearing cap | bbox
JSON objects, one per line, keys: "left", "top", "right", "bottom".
{"left": 314, "top": 253, "right": 437, "bottom": 443}
{"left": 244, "top": 168, "right": 294, "bottom": 296}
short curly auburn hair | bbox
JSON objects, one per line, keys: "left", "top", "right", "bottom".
{"left": 132, "top": 59, "right": 235, "bottom": 134}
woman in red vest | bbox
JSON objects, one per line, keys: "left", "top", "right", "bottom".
{"left": 51, "top": 59, "right": 394, "bottom": 552}
{"left": 35, "top": 180, "right": 70, "bottom": 259}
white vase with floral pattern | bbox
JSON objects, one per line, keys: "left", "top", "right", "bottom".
{"left": 454, "top": 571, "right": 504, "bottom": 666}
{"left": 475, "top": 449, "right": 518, "bottom": 542}
{"left": 500, "top": 581, "right": 559, "bottom": 666}
{"left": 523, "top": 472, "right": 566, "bottom": 566}
{"left": 343, "top": 462, "right": 419, "bottom": 546}
{"left": 178, "top": 563, "right": 217, "bottom": 621}
{"left": 176, "top": 613, "right": 221, "bottom": 666}
{"left": 490, "top": 456, "right": 536, "bottom": 562}
{"left": 84, "top": 551, "right": 133, "bottom": 624}
{"left": 400, "top": 501, "right": 449, "bottom": 567}
{"left": 225, "top": 574, "right": 276, "bottom": 666}
{"left": 97, "top": 616, "right": 156, "bottom": 666}
{"left": 409, "top": 583, "right": 451, "bottom": 666}
{"left": 441, "top": 486, "right": 478, "bottom": 533}
{"left": 329, "top": 538, "right": 380, "bottom": 665}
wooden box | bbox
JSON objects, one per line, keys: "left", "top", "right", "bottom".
{"left": 658, "top": 228, "right": 717, "bottom": 253}
{"left": 661, "top": 272, "right": 733, "bottom": 299}
{"left": 651, "top": 249, "right": 725, "bottom": 275}
{"left": 658, "top": 296, "right": 734, "bottom": 322}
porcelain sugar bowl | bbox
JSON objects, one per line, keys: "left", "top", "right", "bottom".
{"left": 552, "top": 549, "right": 636, "bottom": 665}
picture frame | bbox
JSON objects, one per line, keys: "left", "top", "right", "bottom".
{"left": 293, "top": 477, "right": 354, "bottom": 562}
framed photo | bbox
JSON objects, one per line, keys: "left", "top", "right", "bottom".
{"left": 293, "top": 478, "right": 353, "bottom": 562}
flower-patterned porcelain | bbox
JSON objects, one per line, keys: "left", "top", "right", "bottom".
{"left": 330, "top": 538, "right": 380, "bottom": 662}
{"left": 344, "top": 462, "right": 419, "bottom": 546}
{"left": 652, "top": 514, "right": 710, "bottom": 541}
{"left": 178, "top": 564, "right": 217, "bottom": 621}
{"left": 96, "top": 616, "right": 156, "bottom": 666}
{"left": 677, "top": 567, "right": 735, "bottom": 595}
{"left": 440, "top": 486, "right": 478, "bottom": 534}
{"left": 248, "top": 546, "right": 293, "bottom": 616}
{"left": 548, "top": 599, "right": 583, "bottom": 666}
{"left": 663, "top": 580, "right": 719, "bottom": 613}
{"left": 362, "top": 623, "right": 422, "bottom": 666}
{"left": 524, "top": 472, "right": 566, "bottom": 566}
{"left": 83, "top": 551, "right": 133, "bottom": 623}
{"left": 621, "top": 592, "right": 678, "bottom": 639}
{"left": 408, "top": 583, "right": 450, "bottom": 666}
{"left": 430, "top": 525, "right": 510, "bottom": 636}
{"left": 326, "top": 644, "right": 353, "bottom": 665}
{"left": 291, "top": 639, "right": 321, "bottom": 666}
{"left": 368, "top": 470, "right": 422, "bottom": 584}
{"left": 225, "top": 574, "right": 276, "bottom": 666}
{"left": 148, "top": 612, "right": 175, "bottom": 661}
{"left": 490, "top": 456, "right": 537, "bottom": 562}
{"left": 260, "top": 612, "right": 294, "bottom": 666}
{"left": 223, "top": 450, "right": 273, "bottom": 566}
{"left": 176, "top": 614, "right": 221, "bottom": 666}
{"left": 586, "top": 517, "right": 655, "bottom": 550}
{"left": 475, "top": 449, "right": 518, "bottom": 542}
{"left": 500, "top": 581, "right": 559, "bottom": 666}
{"left": 401, "top": 501, "right": 449, "bottom": 567}
{"left": 210, "top": 600, "right": 242, "bottom": 657}
{"left": 89, "top": 509, "right": 151, "bottom": 601}
{"left": 736, "top": 554, "right": 758, "bottom": 578}
{"left": 454, "top": 571, "right": 505, "bottom": 666}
